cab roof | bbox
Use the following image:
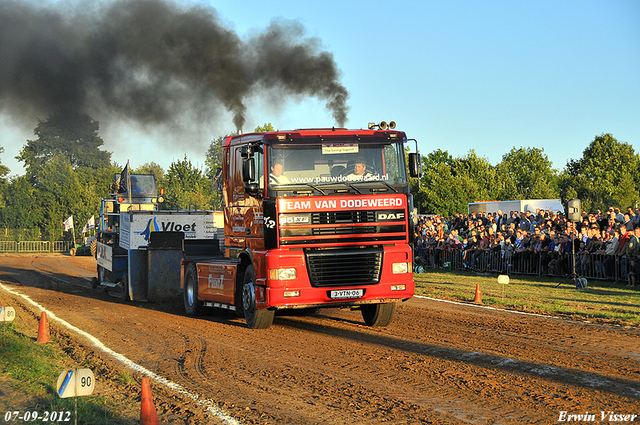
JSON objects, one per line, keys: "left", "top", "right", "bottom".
{"left": 222, "top": 128, "right": 407, "bottom": 147}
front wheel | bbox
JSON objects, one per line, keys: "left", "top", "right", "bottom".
{"left": 241, "top": 265, "right": 274, "bottom": 329}
{"left": 361, "top": 302, "right": 397, "bottom": 327}
{"left": 183, "top": 263, "right": 205, "bottom": 316}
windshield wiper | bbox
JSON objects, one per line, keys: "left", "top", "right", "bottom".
{"left": 349, "top": 179, "right": 398, "bottom": 193}
{"left": 305, "top": 183, "right": 326, "bottom": 195}
{"left": 275, "top": 183, "right": 327, "bottom": 195}
{"left": 312, "top": 181, "right": 362, "bottom": 194}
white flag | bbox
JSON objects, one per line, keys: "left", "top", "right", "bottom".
{"left": 63, "top": 216, "right": 74, "bottom": 231}
{"left": 87, "top": 215, "right": 95, "bottom": 229}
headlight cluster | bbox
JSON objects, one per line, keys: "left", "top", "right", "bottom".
{"left": 392, "top": 262, "right": 411, "bottom": 274}
{"left": 269, "top": 268, "right": 297, "bottom": 280}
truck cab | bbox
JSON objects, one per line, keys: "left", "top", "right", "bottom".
{"left": 183, "top": 126, "right": 420, "bottom": 329}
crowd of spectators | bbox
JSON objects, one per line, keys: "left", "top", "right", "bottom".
{"left": 414, "top": 206, "right": 640, "bottom": 286}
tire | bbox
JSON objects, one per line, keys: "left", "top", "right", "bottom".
{"left": 90, "top": 239, "right": 97, "bottom": 258}
{"left": 361, "top": 302, "right": 397, "bottom": 327}
{"left": 241, "top": 265, "right": 274, "bottom": 329}
{"left": 234, "top": 267, "right": 245, "bottom": 318}
{"left": 183, "top": 263, "right": 205, "bottom": 316}
{"left": 91, "top": 277, "right": 98, "bottom": 289}
{"left": 97, "top": 265, "right": 106, "bottom": 284}
{"left": 121, "top": 274, "right": 131, "bottom": 301}
{"left": 70, "top": 248, "right": 76, "bottom": 256}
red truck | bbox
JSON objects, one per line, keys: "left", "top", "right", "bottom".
{"left": 182, "top": 124, "right": 420, "bottom": 328}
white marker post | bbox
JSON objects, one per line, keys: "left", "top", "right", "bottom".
{"left": 0, "top": 306, "right": 16, "bottom": 322}
{"left": 56, "top": 368, "right": 95, "bottom": 425}
{"left": 497, "top": 274, "right": 510, "bottom": 300}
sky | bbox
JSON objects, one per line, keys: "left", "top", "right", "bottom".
{"left": 1, "top": 0, "right": 638, "bottom": 176}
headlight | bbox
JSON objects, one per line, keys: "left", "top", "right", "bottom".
{"left": 392, "top": 262, "right": 410, "bottom": 274}
{"left": 269, "top": 268, "right": 297, "bottom": 280}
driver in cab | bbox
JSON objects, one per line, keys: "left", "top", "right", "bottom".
{"left": 269, "top": 159, "right": 291, "bottom": 185}
{"left": 346, "top": 157, "right": 371, "bottom": 181}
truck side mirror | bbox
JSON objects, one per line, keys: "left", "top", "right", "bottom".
{"left": 408, "top": 153, "right": 421, "bottom": 178}
{"left": 244, "top": 182, "right": 260, "bottom": 196}
{"left": 213, "top": 167, "right": 223, "bottom": 190}
{"left": 243, "top": 158, "right": 255, "bottom": 182}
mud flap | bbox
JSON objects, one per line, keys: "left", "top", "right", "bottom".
{"left": 146, "top": 231, "right": 184, "bottom": 302}
{"left": 128, "top": 249, "right": 148, "bottom": 301}
{"left": 147, "top": 249, "right": 183, "bottom": 301}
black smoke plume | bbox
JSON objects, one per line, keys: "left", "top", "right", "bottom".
{"left": 0, "top": 0, "right": 349, "bottom": 133}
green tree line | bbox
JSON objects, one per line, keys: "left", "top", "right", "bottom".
{"left": 413, "top": 133, "right": 640, "bottom": 216}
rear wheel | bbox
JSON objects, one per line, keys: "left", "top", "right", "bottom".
{"left": 90, "top": 239, "right": 97, "bottom": 258}
{"left": 97, "top": 265, "right": 107, "bottom": 284}
{"left": 121, "top": 274, "right": 130, "bottom": 301}
{"left": 241, "top": 265, "right": 274, "bottom": 329}
{"left": 361, "top": 302, "right": 397, "bottom": 327}
{"left": 183, "top": 263, "right": 205, "bottom": 316}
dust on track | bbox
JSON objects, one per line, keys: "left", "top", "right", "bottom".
{"left": 0, "top": 254, "right": 638, "bottom": 424}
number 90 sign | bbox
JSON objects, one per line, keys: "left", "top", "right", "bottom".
{"left": 0, "top": 306, "right": 16, "bottom": 322}
{"left": 56, "top": 368, "right": 95, "bottom": 398}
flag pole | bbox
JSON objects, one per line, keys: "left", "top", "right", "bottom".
{"left": 71, "top": 218, "right": 76, "bottom": 249}
{"left": 126, "top": 160, "right": 132, "bottom": 205}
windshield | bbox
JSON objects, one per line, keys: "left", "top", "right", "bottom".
{"left": 114, "top": 173, "right": 158, "bottom": 197}
{"left": 266, "top": 141, "right": 407, "bottom": 188}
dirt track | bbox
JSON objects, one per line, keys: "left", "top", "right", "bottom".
{"left": 0, "top": 254, "right": 639, "bottom": 424}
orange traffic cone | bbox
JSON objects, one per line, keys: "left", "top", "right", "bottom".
{"left": 474, "top": 284, "right": 482, "bottom": 303}
{"left": 140, "top": 377, "right": 160, "bottom": 425}
{"left": 36, "top": 312, "right": 50, "bottom": 343}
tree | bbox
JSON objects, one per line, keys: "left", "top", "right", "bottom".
{"left": 3, "top": 114, "right": 116, "bottom": 240}
{"left": 417, "top": 149, "right": 499, "bottom": 216}
{"left": 496, "top": 147, "right": 558, "bottom": 200}
{"left": 1, "top": 175, "right": 41, "bottom": 232}
{"left": 0, "top": 147, "right": 10, "bottom": 184}
{"left": 164, "top": 156, "right": 213, "bottom": 210}
{"left": 559, "top": 134, "right": 640, "bottom": 212}
{"left": 0, "top": 147, "right": 10, "bottom": 212}
{"left": 35, "top": 157, "right": 84, "bottom": 241}
{"left": 452, "top": 150, "right": 498, "bottom": 202}
{"left": 423, "top": 149, "right": 454, "bottom": 170}
{"left": 420, "top": 162, "right": 470, "bottom": 216}
{"left": 254, "top": 123, "right": 275, "bottom": 132}
{"left": 18, "top": 110, "right": 111, "bottom": 181}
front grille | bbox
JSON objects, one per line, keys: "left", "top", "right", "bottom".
{"left": 313, "top": 226, "right": 377, "bottom": 235}
{"left": 312, "top": 211, "right": 376, "bottom": 224}
{"left": 305, "top": 248, "right": 383, "bottom": 287}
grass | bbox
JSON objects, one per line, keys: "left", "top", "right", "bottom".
{"left": 0, "top": 322, "right": 135, "bottom": 424}
{"left": 414, "top": 269, "right": 640, "bottom": 326}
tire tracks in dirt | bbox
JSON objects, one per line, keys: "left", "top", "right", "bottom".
{"left": 2, "top": 254, "right": 639, "bottom": 425}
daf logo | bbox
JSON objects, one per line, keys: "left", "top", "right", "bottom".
{"left": 377, "top": 212, "right": 405, "bottom": 221}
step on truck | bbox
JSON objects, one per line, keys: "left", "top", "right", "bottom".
{"left": 182, "top": 123, "right": 421, "bottom": 328}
